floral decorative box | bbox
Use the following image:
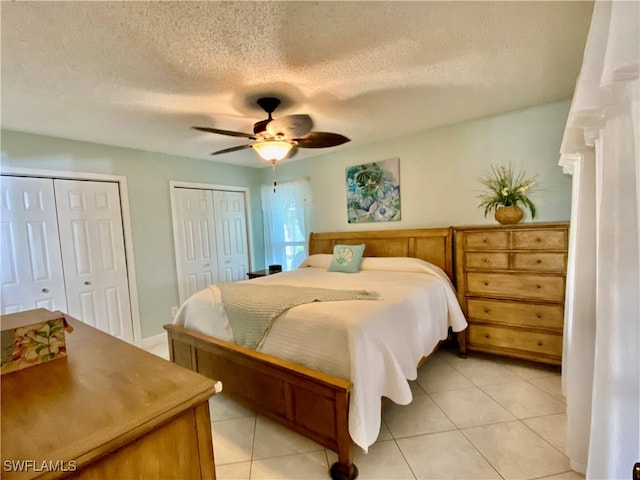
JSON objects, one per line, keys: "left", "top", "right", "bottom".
{"left": 1, "top": 308, "right": 74, "bottom": 375}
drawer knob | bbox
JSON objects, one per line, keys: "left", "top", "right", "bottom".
{"left": 484, "top": 281, "right": 489, "bottom": 286}
{"left": 484, "top": 258, "right": 489, "bottom": 263}
{"left": 537, "top": 313, "right": 543, "bottom": 319}
{"left": 536, "top": 238, "right": 542, "bottom": 242}
{"left": 536, "top": 259, "right": 542, "bottom": 264}
{"left": 484, "top": 309, "right": 490, "bottom": 314}
{"left": 485, "top": 334, "right": 490, "bottom": 339}
{"left": 536, "top": 284, "right": 542, "bottom": 289}
{"left": 538, "top": 341, "right": 543, "bottom": 346}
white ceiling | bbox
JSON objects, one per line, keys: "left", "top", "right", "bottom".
{"left": 1, "top": 1, "right": 593, "bottom": 168}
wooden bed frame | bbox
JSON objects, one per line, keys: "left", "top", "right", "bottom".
{"left": 164, "top": 227, "right": 464, "bottom": 480}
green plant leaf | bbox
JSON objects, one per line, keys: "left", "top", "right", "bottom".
{"left": 477, "top": 162, "right": 538, "bottom": 218}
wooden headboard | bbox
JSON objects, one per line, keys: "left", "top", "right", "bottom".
{"left": 308, "top": 227, "right": 454, "bottom": 280}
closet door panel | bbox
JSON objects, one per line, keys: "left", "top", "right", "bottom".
{"left": 173, "top": 188, "right": 219, "bottom": 302}
{"left": 213, "top": 191, "right": 249, "bottom": 282}
{"left": 0, "top": 177, "right": 68, "bottom": 314}
{"left": 54, "top": 179, "right": 133, "bottom": 342}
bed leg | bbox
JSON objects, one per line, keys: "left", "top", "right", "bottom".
{"left": 331, "top": 389, "right": 357, "bottom": 479}
{"left": 330, "top": 462, "right": 358, "bottom": 480}
{"left": 457, "top": 329, "right": 468, "bottom": 358}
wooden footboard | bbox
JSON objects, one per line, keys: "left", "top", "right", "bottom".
{"left": 164, "top": 226, "right": 465, "bottom": 480}
{"left": 164, "top": 323, "right": 358, "bottom": 480}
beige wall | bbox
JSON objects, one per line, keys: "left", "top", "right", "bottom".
{"left": 261, "top": 101, "right": 572, "bottom": 231}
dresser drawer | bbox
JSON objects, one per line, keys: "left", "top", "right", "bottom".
{"left": 513, "top": 252, "right": 567, "bottom": 272}
{"left": 464, "top": 231, "right": 509, "bottom": 249}
{"left": 466, "top": 298, "right": 564, "bottom": 330}
{"left": 465, "top": 252, "right": 510, "bottom": 270}
{"left": 466, "top": 272, "right": 565, "bottom": 301}
{"left": 512, "top": 230, "right": 567, "bottom": 250}
{"left": 468, "top": 324, "right": 562, "bottom": 358}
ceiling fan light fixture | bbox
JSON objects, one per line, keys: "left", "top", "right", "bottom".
{"left": 252, "top": 140, "right": 293, "bottom": 162}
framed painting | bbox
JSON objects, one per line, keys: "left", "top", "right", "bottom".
{"left": 346, "top": 158, "right": 401, "bottom": 223}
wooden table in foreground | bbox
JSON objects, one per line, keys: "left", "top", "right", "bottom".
{"left": 1, "top": 313, "right": 218, "bottom": 480}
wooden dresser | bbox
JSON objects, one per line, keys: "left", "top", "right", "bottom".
{"left": 454, "top": 222, "right": 569, "bottom": 365}
{"left": 1, "top": 312, "right": 218, "bottom": 480}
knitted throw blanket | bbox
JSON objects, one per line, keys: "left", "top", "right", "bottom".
{"left": 216, "top": 283, "right": 379, "bottom": 349}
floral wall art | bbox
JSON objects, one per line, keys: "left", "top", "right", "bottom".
{"left": 346, "top": 158, "right": 401, "bottom": 223}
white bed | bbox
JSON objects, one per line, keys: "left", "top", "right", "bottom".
{"left": 174, "top": 254, "right": 467, "bottom": 451}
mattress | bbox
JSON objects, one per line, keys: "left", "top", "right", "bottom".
{"left": 173, "top": 255, "right": 467, "bottom": 451}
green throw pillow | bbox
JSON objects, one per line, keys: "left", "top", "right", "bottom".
{"left": 327, "top": 244, "right": 366, "bottom": 273}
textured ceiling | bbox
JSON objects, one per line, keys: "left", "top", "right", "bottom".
{"left": 1, "top": 1, "right": 593, "bottom": 168}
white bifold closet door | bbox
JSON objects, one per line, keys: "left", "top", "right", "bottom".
{"left": 172, "top": 187, "right": 249, "bottom": 304}
{"left": 172, "top": 188, "right": 219, "bottom": 300}
{"left": 1, "top": 177, "right": 68, "bottom": 314}
{"left": 54, "top": 179, "right": 133, "bottom": 341}
{"left": 0, "top": 176, "right": 134, "bottom": 343}
{"left": 213, "top": 190, "right": 249, "bottom": 282}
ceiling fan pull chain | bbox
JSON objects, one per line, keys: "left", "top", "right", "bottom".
{"left": 272, "top": 159, "right": 277, "bottom": 193}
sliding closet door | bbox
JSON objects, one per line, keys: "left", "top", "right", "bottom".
{"left": 213, "top": 190, "right": 249, "bottom": 282}
{"left": 172, "top": 188, "right": 219, "bottom": 303}
{"left": 0, "top": 176, "right": 68, "bottom": 314}
{"left": 54, "top": 179, "right": 133, "bottom": 342}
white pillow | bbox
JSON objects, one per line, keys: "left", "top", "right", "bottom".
{"left": 359, "top": 256, "right": 442, "bottom": 274}
{"left": 302, "top": 254, "right": 445, "bottom": 277}
{"left": 298, "top": 254, "right": 333, "bottom": 269}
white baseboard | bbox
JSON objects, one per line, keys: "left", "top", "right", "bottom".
{"left": 141, "top": 332, "right": 168, "bottom": 351}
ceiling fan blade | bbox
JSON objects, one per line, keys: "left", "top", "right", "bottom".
{"left": 253, "top": 118, "right": 271, "bottom": 135}
{"left": 193, "top": 126, "right": 256, "bottom": 139}
{"left": 267, "top": 114, "right": 313, "bottom": 139}
{"left": 211, "top": 144, "right": 252, "bottom": 156}
{"left": 294, "top": 132, "right": 350, "bottom": 148}
{"left": 284, "top": 145, "right": 298, "bottom": 160}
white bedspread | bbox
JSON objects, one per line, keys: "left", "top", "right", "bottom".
{"left": 173, "top": 255, "right": 467, "bottom": 451}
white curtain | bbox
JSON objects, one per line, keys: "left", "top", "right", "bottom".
{"left": 261, "top": 178, "right": 312, "bottom": 271}
{"left": 559, "top": 1, "right": 639, "bottom": 479}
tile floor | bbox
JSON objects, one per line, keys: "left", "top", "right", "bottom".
{"left": 146, "top": 342, "right": 584, "bottom": 480}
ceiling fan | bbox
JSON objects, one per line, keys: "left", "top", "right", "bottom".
{"left": 192, "top": 97, "right": 350, "bottom": 162}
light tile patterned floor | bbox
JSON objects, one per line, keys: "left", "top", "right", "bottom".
{"left": 146, "top": 342, "right": 584, "bottom": 480}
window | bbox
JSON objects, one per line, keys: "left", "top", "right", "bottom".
{"left": 261, "top": 178, "right": 312, "bottom": 271}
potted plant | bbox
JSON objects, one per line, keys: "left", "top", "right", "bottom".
{"left": 477, "top": 164, "right": 537, "bottom": 224}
